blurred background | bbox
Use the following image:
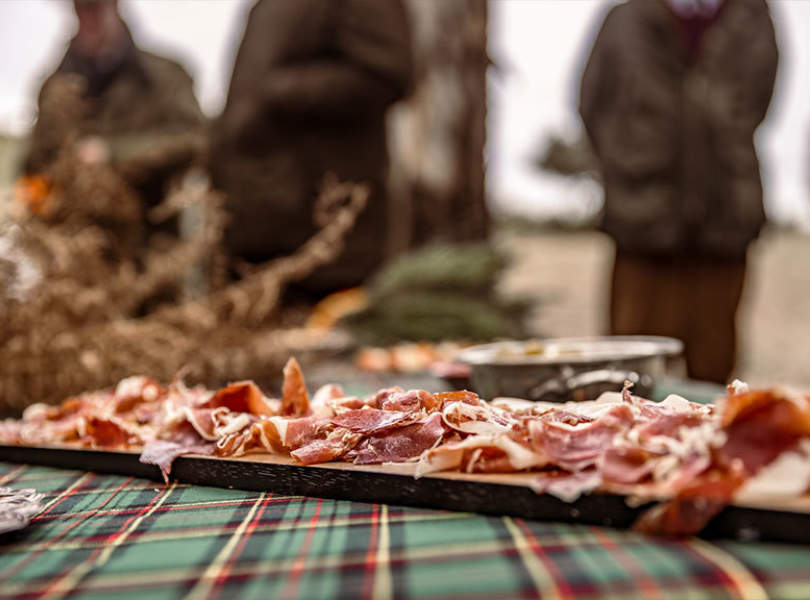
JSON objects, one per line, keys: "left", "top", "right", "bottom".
{"left": 1, "top": 0, "right": 809, "bottom": 411}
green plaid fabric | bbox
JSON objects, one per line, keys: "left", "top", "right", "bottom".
{"left": 1, "top": 462, "right": 809, "bottom": 599}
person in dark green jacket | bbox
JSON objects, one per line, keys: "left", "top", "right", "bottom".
{"left": 580, "top": 0, "right": 778, "bottom": 383}
{"left": 25, "top": 0, "right": 206, "bottom": 229}
{"left": 210, "top": 0, "right": 413, "bottom": 298}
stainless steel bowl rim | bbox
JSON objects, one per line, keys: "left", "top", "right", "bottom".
{"left": 457, "top": 336, "right": 684, "bottom": 367}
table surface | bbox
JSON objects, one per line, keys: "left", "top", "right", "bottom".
{"left": 2, "top": 374, "right": 810, "bottom": 599}
{"left": 2, "top": 462, "right": 810, "bottom": 600}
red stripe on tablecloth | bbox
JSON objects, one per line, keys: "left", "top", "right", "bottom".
{"left": 589, "top": 526, "right": 663, "bottom": 599}
{"left": 0, "top": 476, "right": 128, "bottom": 585}
{"left": 33, "top": 473, "right": 96, "bottom": 520}
{"left": 515, "top": 518, "right": 576, "bottom": 599}
{"left": 38, "top": 484, "right": 170, "bottom": 598}
{"left": 209, "top": 492, "right": 275, "bottom": 595}
{"left": 36, "top": 494, "right": 287, "bottom": 527}
{"left": 361, "top": 503, "right": 380, "bottom": 600}
{"left": 678, "top": 538, "right": 758, "bottom": 593}
{"left": 87, "top": 499, "right": 376, "bottom": 543}
{"left": 276, "top": 498, "right": 324, "bottom": 600}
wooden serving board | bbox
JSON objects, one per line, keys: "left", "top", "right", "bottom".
{"left": 2, "top": 443, "right": 809, "bottom": 544}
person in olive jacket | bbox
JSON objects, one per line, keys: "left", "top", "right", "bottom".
{"left": 25, "top": 0, "right": 206, "bottom": 222}
{"left": 580, "top": 0, "right": 778, "bottom": 383}
{"left": 211, "top": 0, "right": 413, "bottom": 298}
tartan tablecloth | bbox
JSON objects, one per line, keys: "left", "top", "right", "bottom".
{"left": 1, "top": 462, "right": 809, "bottom": 600}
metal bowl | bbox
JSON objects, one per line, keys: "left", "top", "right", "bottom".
{"left": 457, "top": 336, "right": 684, "bottom": 402}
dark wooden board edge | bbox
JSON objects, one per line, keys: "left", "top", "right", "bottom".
{"left": 2, "top": 444, "right": 808, "bottom": 544}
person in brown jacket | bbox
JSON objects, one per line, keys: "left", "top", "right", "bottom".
{"left": 25, "top": 0, "right": 206, "bottom": 225}
{"left": 580, "top": 0, "right": 778, "bottom": 383}
{"left": 210, "top": 0, "right": 413, "bottom": 298}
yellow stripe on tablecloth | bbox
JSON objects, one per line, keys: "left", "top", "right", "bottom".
{"left": 31, "top": 494, "right": 274, "bottom": 522}
{"left": 687, "top": 538, "right": 768, "bottom": 600}
{"left": 3, "top": 509, "right": 473, "bottom": 554}
{"left": 503, "top": 516, "right": 561, "bottom": 600}
{"left": 0, "top": 537, "right": 520, "bottom": 596}
{"left": 95, "top": 482, "right": 176, "bottom": 565}
{"left": 41, "top": 483, "right": 177, "bottom": 599}
{"left": 0, "top": 475, "right": 129, "bottom": 586}
{"left": 0, "top": 464, "right": 26, "bottom": 485}
{"left": 185, "top": 491, "right": 267, "bottom": 600}
{"left": 37, "top": 472, "right": 93, "bottom": 513}
{"left": 372, "top": 504, "right": 393, "bottom": 600}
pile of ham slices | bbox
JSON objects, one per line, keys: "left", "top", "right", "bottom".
{"left": 2, "top": 358, "right": 810, "bottom": 536}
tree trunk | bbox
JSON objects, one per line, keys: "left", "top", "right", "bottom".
{"left": 386, "top": 0, "right": 490, "bottom": 254}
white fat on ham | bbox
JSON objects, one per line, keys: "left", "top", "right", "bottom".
{"left": 416, "top": 434, "right": 546, "bottom": 477}
{"left": 632, "top": 422, "right": 726, "bottom": 464}
{"left": 441, "top": 401, "right": 517, "bottom": 435}
{"left": 658, "top": 394, "right": 711, "bottom": 415}
{"left": 21, "top": 403, "right": 51, "bottom": 421}
{"left": 310, "top": 384, "right": 346, "bottom": 417}
{"left": 735, "top": 440, "right": 810, "bottom": 501}
{"left": 114, "top": 376, "right": 159, "bottom": 401}
{"left": 729, "top": 379, "right": 750, "bottom": 395}
{"left": 266, "top": 416, "right": 290, "bottom": 446}
{"left": 561, "top": 393, "right": 633, "bottom": 419}
{"left": 312, "top": 384, "right": 345, "bottom": 403}
{"left": 490, "top": 397, "right": 536, "bottom": 411}
{"left": 161, "top": 387, "right": 213, "bottom": 429}
{"left": 255, "top": 420, "right": 283, "bottom": 451}
{"left": 495, "top": 394, "right": 628, "bottom": 420}
{"left": 612, "top": 416, "right": 724, "bottom": 486}
{"left": 214, "top": 413, "right": 252, "bottom": 437}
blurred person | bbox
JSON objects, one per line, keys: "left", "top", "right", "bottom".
{"left": 24, "top": 0, "right": 206, "bottom": 240}
{"left": 579, "top": 0, "right": 778, "bottom": 383}
{"left": 210, "top": 0, "right": 413, "bottom": 299}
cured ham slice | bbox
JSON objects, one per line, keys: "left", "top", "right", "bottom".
{"left": 528, "top": 404, "right": 634, "bottom": 471}
{"left": 441, "top": 399, "right": 519, "bottom": 435}
{"left": 3, "top": 358, "right": 810, "bottom": 538}
{"left": 330, "top": 409, "right": 412, "bottom": 434}
{"left": 0, "top": 420, "right": 21, "bottom": 444}
{"left": 717, "top": 388, "right": 810, "bottom": 473}
{"left": 281, "top": 357, "right": 310, "bottom": 416}
{"left": 183, "top": 408, "right": 221, "bottom": 441}
{"left": 82, "top": 416, "right": 142, "bottom": 449}
{"left": 633, "top": 472, "right": 740, "bottom": 536}
{"left": 374, "top": 388, "right": 437, "bottom": 413}
{"left": 378, "top": 390, "right": 421, "bottom": 412}
{"left": 310, "top": 384, "right": 364, "bottom": 416}
{"left": 274, "top": 415, "right": 331, "bottom": 449}
{"left": 291, "top": 429, "right": 362, "bottom": 465}
{"left": 416, "top": 433, "right": 546, "bottom": 477}
{"left": 112, "top": 376, "right": 165, "bottom": 414}
{"left": 204, "top": 381, "right": 275, "bottom": 416}
{"left": 351, "top": 413, "right": 446, "bottom": 465}
{"left": 599, "top": 446, "right": 662, "bottom": 485}
{"left": 140, "top": 439, "right": 215, "bottom": 483}
{"left": 633, "top": 387, "right": 810, "bottom": 535}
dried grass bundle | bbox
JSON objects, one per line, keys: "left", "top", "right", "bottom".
{"left": 1, "top": 180, "right": 367, "bottom": 412}
{"left": 1, "top": 81, "right": 369, "bottom": 412}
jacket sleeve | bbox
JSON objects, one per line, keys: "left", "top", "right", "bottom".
{"left": 23, "top": 73, "right": 77, "bottom": 175}
{"left": 579, "top": 5, "right": 678, "bottom": 180}
{"left": 708, "top": 2, "right": 778, "bottom": 134}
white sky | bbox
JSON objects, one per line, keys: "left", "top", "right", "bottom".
{"left": 0, "top": 0, "right": 808, "bottom": 225}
